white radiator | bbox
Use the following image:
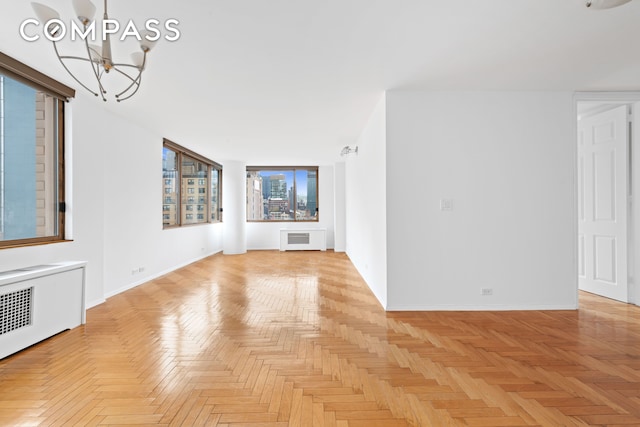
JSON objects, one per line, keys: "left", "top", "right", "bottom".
{"left": 280, "top": 228, "right": 327, "bottom": 251}
{"left": 0, "top": 262, "right": 86, "bottom": 359}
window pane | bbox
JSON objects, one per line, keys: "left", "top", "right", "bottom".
{"left": 162, "top": 147, "right": 179, "bottom": 227}
{"left": 181, "top": 155, "right": 208, "bottom": 224}
{"left": 247, "top": 169, "right": 320, "bottom": 221}
{"left": 295, "top": 169, "right": 318, "bottom": 220}
{"left": 163, "top": 140, "right": 222, "bottom": 228}
{"left": 269, "top": 171, "right": 293, "bottom": 220}
{"left": 211, "top": 168, "right": 220, "bottom": 222}
{"left": 246, "top": 171, "right": 264, "bottom": 220}
{"left": 0, "top": 74, "right": 61, "bottom": 242}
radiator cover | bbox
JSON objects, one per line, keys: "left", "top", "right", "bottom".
{"left": 0, "top": 262, "right": 86, "bottom": 359}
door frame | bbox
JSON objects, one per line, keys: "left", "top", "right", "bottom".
{"left": 575, "top": 91, "right": 640, "bottom": 305}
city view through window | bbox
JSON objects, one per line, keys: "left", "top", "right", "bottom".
{"left": 162, "top": 141, "right": 222, "bottom": 228}
{"left": 0, "top": 74, "right": 64, "bottom": 246}
{"left": 246, "top": 168, "right": 318, "bottom": 221}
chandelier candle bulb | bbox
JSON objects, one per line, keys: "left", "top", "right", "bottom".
{"left": 72, "top": 0, "right": 96, "bottom": 25}
{"left": 31, "top": 3, "right": 61, "bottom": 37}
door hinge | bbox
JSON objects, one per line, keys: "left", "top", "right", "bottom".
{"left": 59, "top": 202, "right": 66, "bottom": 213}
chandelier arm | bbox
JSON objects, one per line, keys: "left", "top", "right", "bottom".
{"left": 82, "top": 37, "right": 108, "bottom": 99}
{"left": 115, "top": 74, "right": 142, "bottom": 102}
{"left": 110, "top": 63, "right": 143, "bottom": 71}
{"left": 111, "top": 65, "right": 143, "bottom": 101}
{"left": 57, "top": 55, "right": 95, "bottom": 62}
{"left": 111, "top": 49, "right": 146, "bottom": 77}
{"left": 53, "top": 41, "right": 103, "bottom": 100}
{"left": 41, "top": 0, "right": 148, "bottom": 102}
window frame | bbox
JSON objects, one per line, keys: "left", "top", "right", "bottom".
{"left": 162, "top": 139, "right": 222, "bottom": 229}
{"left": 246, "top": 166, "right": 319, "bottom": 223}
{"left": 0, "top": 53, "right": 74, "bottom": 249}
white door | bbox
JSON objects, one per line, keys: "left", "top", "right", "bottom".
{"left": 578, "top": 105, "right": 629, "bottom": 302}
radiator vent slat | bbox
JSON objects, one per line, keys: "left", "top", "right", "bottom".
{"left": 1, "top": 287, "right": 33, "bottom": 335}
{"left": 288, "top": 232, "right": 310, "bottom": 245}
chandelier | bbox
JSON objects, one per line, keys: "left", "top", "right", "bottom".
{"left": 31, "top": 0, "right": 155, "bottom": 102}
{"left": 585, "top": 0, "right": 633, "bottom": 8}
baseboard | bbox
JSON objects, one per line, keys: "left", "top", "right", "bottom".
{"left": 103, "top": 250, "right": 222, "bottom": 300}
{"left": 385, "top": 303, "right": 579, "bottom": 311}
{"left": 86, "top": 298, "right": 106, "bottom": 310}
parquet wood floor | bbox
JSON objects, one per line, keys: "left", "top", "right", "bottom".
{"left": 2, "top": 251, "right": 640, "bottom": 426}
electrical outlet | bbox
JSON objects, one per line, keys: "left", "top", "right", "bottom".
{"left": 481, "top": 288, "right": 493, "bottom": 296}
{"left": 131, "top": 269, "right": 137, "bottom": 275}
{"left": 139, "top": 267, "right": 145, "bottom": 273}
{"left": 440, "top": 198, "right": 453, "bottom": 211}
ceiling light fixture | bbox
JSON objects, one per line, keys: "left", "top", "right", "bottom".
{"left": 31, "top": 0, "right": 155, "bottom": 102}
{"left": 585, "top": 0, "right": 633, "bottom": 9}
{"left": 340, "top": 146, "right": 358, "bottom": 157}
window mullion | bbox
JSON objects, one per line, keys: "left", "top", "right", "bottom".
{"left": 292, "top": 168, "right": 297, "bottom": 221}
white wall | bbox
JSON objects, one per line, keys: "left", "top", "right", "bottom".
{"left": 99, "top": 96, "right": 223, "bottom": 300}
{"left": 246, "top": 165, "right": 335, "bottom": 250}
{"left": 333, "top": 162, "right": 346, "bottom": 252}
{"left": 385, "top": 91, "right": 577, "bottom": 310}
{"left": 345, "top": 94, "right": 387, "bottom": 308}
{"left": 0, "top": 94, "right": 224, "bottom": 308}
{"left": 223, "top": 161, "right": 247, "bottom": 255}
{"left": 632, "top": 101, "right": 640, "bottom": 305}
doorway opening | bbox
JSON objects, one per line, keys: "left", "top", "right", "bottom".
{"left": 576, "top": 93, "right": 640, "bottom": 305}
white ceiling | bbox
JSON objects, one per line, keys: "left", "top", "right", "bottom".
{"left": 2, "top": 0, "right": 640, "bottom": 164}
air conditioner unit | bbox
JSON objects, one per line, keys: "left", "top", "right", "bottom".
{"left": 280, "top": 229, "right": 327, "bottom": 251}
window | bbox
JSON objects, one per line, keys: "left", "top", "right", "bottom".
{"left": 246, "top": 167, "right": 318, "bottom": 221}
{"left": 162, "top": 139, "right": 222, "bottom": 228}
{"left": 211, "top": 167, "right": 221, "bottom": 222}
{"left": 0, "top": 53, "right": 74, "bottom": 248}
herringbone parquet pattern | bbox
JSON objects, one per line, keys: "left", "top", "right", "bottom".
{"left": 1, "top": 251, "right": 640, "bottom": 426}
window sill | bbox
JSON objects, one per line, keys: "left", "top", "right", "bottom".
{"left": 0, "top": 239, "right": 74, "bottom": 250}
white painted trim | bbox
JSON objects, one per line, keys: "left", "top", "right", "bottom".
{"left": 86, "top": 298, "right": 106, "bottom": 309}
{"left": 632, "top": 102, "right": 640, "bottom": 305}
{"left": 574, "top": 91, "right": 640, "bottom": 306}
{"left": 571, "top": 95, "right": 580, "bottom": 309}
{"left": 387, "top": 303, "right": 579, "bottom": 311}
{"left": 574, "top": 91, "right": 640, "bottom": 102}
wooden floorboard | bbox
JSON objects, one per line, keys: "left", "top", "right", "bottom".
{"left": 1, "top": 250, "right": 640, "bottom": 426}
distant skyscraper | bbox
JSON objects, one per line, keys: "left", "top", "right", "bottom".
{"left": 246, "top": 171, "right": 264, "bottom": 220}
{"left": 288, "top": 187, "right": 294, "bottom": 213}
{"left": 269, "top": 174, "right": 287, "bottom": 199}
{"left": 267, "top": 174, "right": 289, "bottom": 218}
{"left": 262, "top": 174, "right": 271, "bottom": 201}
{"left": 307, "top": 170, "right": 317, "bottom": 218}
{"left": 162, "top": 147, "right": 179, "bottom": 226}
